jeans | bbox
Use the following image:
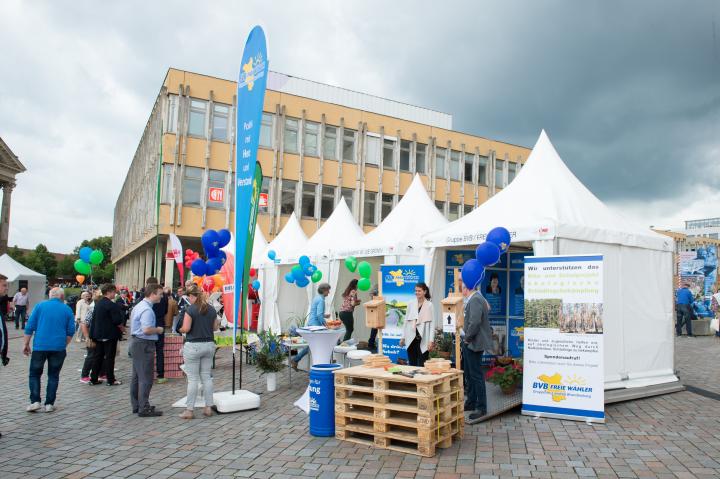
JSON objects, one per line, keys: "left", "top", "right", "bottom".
{"left": 15, "top": 305, "right": 27, "bottom": 329}
{"left": 294, "top": 346, "right": 310, "bottom": 364}
{"left": 462, "top": 342, "right": 487, "bottom": 413}
{"left": 675, "top": 304, "right": 694, "bottom": 336}
{"left": 155, "top": 333, "right": 165, "bottom": 378}
{"left": 339, "top": 311, "right": 354, "bottom": 341}
{"left": 130, "top": 337, "right": 156, "bottom": 412}
{"left": 183, "top": 342, "right": 215, "bottom": 409}
{"left": 368, "top": 328, "right": 378, "bottom": 352}
{"left": 29, "top": 350, "right": 67, "bottom": 405}
{"left": 90, "top": 339, "right": 118, "bottom": 383}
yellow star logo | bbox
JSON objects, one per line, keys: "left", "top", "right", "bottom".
{"left": 243, "top": 58, "right": 255, "bottom": 91}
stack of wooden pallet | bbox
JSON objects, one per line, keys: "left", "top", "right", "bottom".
{"left": 334, "top": 365, "right": 463, "bottom": 456}
{"left": 424, "top": 358, "right": 452, "bottom": 374}
{"left": 362, "top": 354, "right": 391, "bottom": 368}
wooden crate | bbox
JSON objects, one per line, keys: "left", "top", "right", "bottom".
{"left": 334, "top": 365, "right": 464, "bottom": 457}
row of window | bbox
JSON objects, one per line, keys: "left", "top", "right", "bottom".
{"left": 166, "top": 95, "right": 519, "bottom": 187}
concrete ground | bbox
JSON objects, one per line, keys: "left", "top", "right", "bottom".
{"left": 1, "top": 324, "right": 719, "bottom": 479}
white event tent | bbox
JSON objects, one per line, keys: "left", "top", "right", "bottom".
{"left": 0, "top": 254, "right": 46, "bottom": 313}
{"left": 422, "top": 131, "right": 678, "bottom": 393}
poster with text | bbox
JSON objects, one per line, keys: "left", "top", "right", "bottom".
{"left": 509, "top": 270, "right": 525, "bottom": 317}
{"left": 521, "top": 255, "right": 605, "bottom": 423}
{"left": 481, "top": 269, "right": 507, "bottom": 316}
{"left": 381, "top": 265, "right": 424, "bottom": 362}
{"left": 680, "top": 247, "right": 717, "bottom": 317}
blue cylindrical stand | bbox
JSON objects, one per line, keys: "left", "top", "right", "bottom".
{"left": 309, "top": 363, "right": 343, "bottom": 436}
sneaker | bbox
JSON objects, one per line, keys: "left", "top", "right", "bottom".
{"left": 44, "top": 404, "right": 55, "bottom": 413}
{"left": 138, "top": 408, "right": 163, "bottom": 417}
{"left": 179, "top": 409, "right": 194, "bottom": 420}
{"left": 79, "top": 377, "right": 91, "bottom": 384}
{"left": 98, "top": 375, "right": 107, "bottom": 382}
{"left": 156, "top": 378, "right": 168, "bottom": 384}
{"left": 26, "top": 402, "right": 41, "bottom": 412}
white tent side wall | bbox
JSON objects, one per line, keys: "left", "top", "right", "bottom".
{"left": 14, "top": 277, "right": 45, "bottom": 315}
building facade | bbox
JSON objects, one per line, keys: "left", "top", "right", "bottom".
{"left": 112, "top": 68, "right": 531, "bottom": 289}
{"left": 683, "top": 217, "right": 720, "bottom": 240}
{"left": 0, "top": 137, "right": 26, "bottom": 255}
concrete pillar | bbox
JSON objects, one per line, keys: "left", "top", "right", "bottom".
{"left": 0, "top": 183, "right": 14, "bottom": 255}
{"left": 144, "top": 248, "right": 154, "bottom": 282}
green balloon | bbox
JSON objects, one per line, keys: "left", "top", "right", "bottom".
{"left": 357, "top": 278, "right": 371, "bottom": 291}
{"left": 311, "top": 270, "right": 323, "bottom": 283}
{"left": 358, "top": 261, "right": 372, "bottom": 279}
{"left": 74, "top": 259, "right": 91, "bottom": 275}
{"left": 89, "top": 249, "right": 104, "bottom": 265}
{"left": 345, "top": 256, "right": 357, "bottom": 273}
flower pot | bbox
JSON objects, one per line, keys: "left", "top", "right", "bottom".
{"left": 438, "top": 351, "right": 451, "bottom": 360}
{"left": 266, "top": 372, "right": 277, "bottom": 392}
{"left": 501, "top": 383, "right": 518, "bottom": 395}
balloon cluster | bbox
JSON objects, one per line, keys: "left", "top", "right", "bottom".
{"left": 184, "top": 249, "right": 200, "bottom": 269}
{"left": 74, "top": 246, "right": 104, "bottom": 275}
{"left": 344, "top": 256, "right": 372, "bottom": 291}
{"left": 190, "top": 229, "right": 231, "bottom": 277}
{"left": 460, "top": 227, "right": 511, "bottom": 289}
{"left": 284, "top": 255, "right": 322, "bottom": 288}
{"left": 249, "top": 268, "right": 260, "bottom": 292}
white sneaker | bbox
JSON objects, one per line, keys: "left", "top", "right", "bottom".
{"left": 26, "top": 402, "right": 41, "bottom": 412}
{"left": 44, "top": 404, "right": 55, "bottom": 413}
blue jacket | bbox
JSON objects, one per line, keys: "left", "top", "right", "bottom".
{"left": 676, "top": 288, "right": 693, "bottom": 305}
{"left": 308, "top": 295, "right": 326, "bottom": 326}
{"left": 25, "top": 299, "right": 75, "bottom": 351}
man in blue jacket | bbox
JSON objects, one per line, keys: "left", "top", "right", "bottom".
{"left": 675, "top": 283, "right": 695, "bottom": 337}
{"left": 23, "top": 287, "right": 75, "bottom": 413}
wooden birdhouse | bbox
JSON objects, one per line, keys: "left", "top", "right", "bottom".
{"left": 440, "top": 294, "right": 465, "bottom": 330}
{"left": 364, "top": 297, "right": 387, "bottom": 329}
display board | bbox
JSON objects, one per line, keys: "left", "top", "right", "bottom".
{"left": 680, "top": 246, "right": 717, "bottom": 317}
{"left": 380, "top": 265, "right": 424, "bottom": 362}
{"left": 521, "top": 255, "right": 605, "bottom": 423}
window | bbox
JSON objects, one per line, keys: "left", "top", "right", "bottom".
{"left": 364, "top": 192, "right": 377, "bottom": 225}
{"left": 400, "top": 140, "right": 411, "bottom": 171}
{"left": 365, "top": 135, "right": 381, "bottom": 166}
{"left": 435, "top": 200, "right": 446, "bottom": 215}
{"left": 508, "top": 162, "right": 517, "bottom": 183}
{"left": 207, "top": 170, "right": 227, "bottom": 209}
{"left": 381, "top": 194, "right": 394, "bottom": 221}
{"left": 343, "top": 129, "right": 355, "bottom": 162}
{"left": 301, "top": 182, "right": 317, "bottom": 218}
{"left": 435, "top": 147, "right": 446, "bottom": 178}
{"left": 259, "top": 176, "right": 270, "bottom": 214}
{"left": 340, "top": 187, "right": 354, "bottom": 211}
{"left": 464, "top": 153, "right": 474, "bottom": 183}
{"left": 415, "top": 143, "right": 426, "bottom": 174}
{"left": 283, "top": 118, "right": 299, "bottom": 154}
{"left": 280, "top": 180, "right": 297, "bottom": 215}
{"left": 383, "top": 138, "right": 395, "bottom": 169}
{"left": 448, "top": 203, "right": 460, "bottom": 221}
{"left": 188, "top": 99, "right": 207, "bottom": 137}
{"left": 182, "top": 167, "right": 202, "bottom": 206}
{"left": 166, "top": 94, "right": 178, "bottom": 134}
{"left": 495, "top": 159, "right": 505, "bottom": 188}
{"left": 321, "top": 185, "right": 335, "bottom": 219}
{"left": 212, "top": 104, "right": 229, "bottom": 141}
{"left": 161, "top": 164, "right": 174, "bottom": 204}
{"left": 477, "top": 156, "right": 488, "bottom": 185}
{"left": 304, "top": 121, "right": 319, "bottom": 157}
{"left": 450, "top": 150, "right": 461, "bottom": 181}
{"left": 259, "top": 113, "right": 273, "bottom": 148}
{"left": 323, "top": 125, "right": 337, "bottom": 159}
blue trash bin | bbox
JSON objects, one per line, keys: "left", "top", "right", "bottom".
{"left": 309, "top": 363, "right": 343, "bottom": 436}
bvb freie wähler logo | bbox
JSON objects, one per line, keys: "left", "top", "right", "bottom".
{"left": 535, "top": 373, "right": 588, "bottom": 403}
{"left": 239, "top": 52, "right": 266, "bottom": 92}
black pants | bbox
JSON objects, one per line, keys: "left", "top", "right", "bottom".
{"left": 90, "top": 339, "right": 118, "bottom": 383}
{"left": 407, "top": 330, "right": 428, "bottom": 367}
{"left": 675, "top": 304, "right": 694, "bottom": 336}
{"left": 14, "top": 305, "right": 27, "bottom": 329}
{"left": 155, "top": 333, "right": 164, "bottom": 378}
{"left": 368, "top": 329, "right": 378, "bottom": 352}
{"left": 339, "top": 311, "right": 354, "bottom": 342}
{"left": 462, "top": 343, "right": 487, "bottom": 413}
{"left": 81, "top": 346, "right": 106, "bottom": 378}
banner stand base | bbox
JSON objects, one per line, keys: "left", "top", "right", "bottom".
{"left": 213, "top": 390, "right": 261, "bottom": 413}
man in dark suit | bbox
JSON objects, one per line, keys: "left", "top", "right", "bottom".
{"left": 89, "top": 284, "right": 124, "bottom": 386}
{"left": 462, "top": 282, "right": 493, "bottom": 420}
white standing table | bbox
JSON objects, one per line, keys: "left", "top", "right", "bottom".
{"left": 293, "top": 326, "right": 346, "bottom": 413}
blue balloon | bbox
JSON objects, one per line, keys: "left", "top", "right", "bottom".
{"left": 303, "top": 264, "right": 316, "bottom": 276}
{"left": 267, "top": 250, "right": 277, "bottom": 261}
{"left": 191, "top": 259, "right": 207, "bottom": 277}
{"left": 215, "top": 250, "right": 227, "bottom": 265}
{"left": 252, "top": 280, "right": 261, "bottom": 290}
{"left": 295, "top": 276, "right": 310, "bottom": 288}
{"left": 79, "top": 246, "right": 93, "bottom": 263}
{"left": 475, "top": 242, "right": 501, "bottom": 267}
{"left": 218, "top": 229, "right": 231, "bottom": 248}
{"left": 206, "top": 257, "right": 223, "bottom": 275}
{"left": 284, "top": 272, "right": 295, "bottom": 284}
{"left": 201, "top": 230, "right": 221, "bottom": 255}
{"left": 461, "top": 259, "right": 484, "bottom": 290}
{"left": 299, "top": 255, "right": 310, "bottom": 266}
{"left": 486, "top": 226, "right": 511, "bottom": 252}
{"left": 291, "top": 265, "right": 305, "bottom": 281}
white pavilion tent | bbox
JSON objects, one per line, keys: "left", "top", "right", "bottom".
{"left": 0, "top": 254, "right": 46, "bottom": 314}
{"left": 422, "top": 131, "right": 678, "bottom": 392}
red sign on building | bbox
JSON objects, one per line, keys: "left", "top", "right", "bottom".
{"left": 259, "top": 193, "right": 268, "bottom": 207}
{"left": 209, "top": 187, "right": 225, "bottom": 203}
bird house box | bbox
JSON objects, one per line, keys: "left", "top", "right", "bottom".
{"left": 440, "top": 294, "right": 464, "bottom": 331}
{"left": 364, "top": 297, "right": 386, "bottom": 329}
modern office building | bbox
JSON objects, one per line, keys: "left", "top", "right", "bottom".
{"left": 682, "top": 217, "right": 720, "bottom": 240}
{"left": 112, "top": 68, "right": 531, "bottom": 289}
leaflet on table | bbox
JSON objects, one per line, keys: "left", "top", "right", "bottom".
{"left": 521, "top": 255, "right": 605, "bottom": 423}
{"left": 380, "top": 264, "right": 424, "bottom": 362}
{"left": 302, "top": 326, "right": 327, "bottom": 331}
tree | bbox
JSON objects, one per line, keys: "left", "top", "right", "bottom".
{"left": 24, "top": 244, "right": 57, "bottom": 278}
{"left": 8, "top": 245, "right": 25, "bottom": 263}
{"left": 57, "top": 255, "right": 76, "bottom": 277}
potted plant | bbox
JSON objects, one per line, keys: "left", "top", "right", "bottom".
{"left": 429, "top": 329, "right": 454, "bottom": 360}
{"left": 485, "top": 357, "right": 523, "bottom": 395}
{"left": 249, "top": 331, "right": 287, "bottom": 392}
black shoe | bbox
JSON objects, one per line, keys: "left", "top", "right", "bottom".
{"left": 132, "top": 405, "right": 156, "bottom": 414}
{"left": 464, "top": 402, "right": 475, "bottom": 411}
{"left": 88, "top": 380, "right": 101, "bottom": 385}
{"left": 138, "top": 408, "right": 162, "bottom": 417}
{"left": 469, "top": 410, "right": 487, "bottom": 420}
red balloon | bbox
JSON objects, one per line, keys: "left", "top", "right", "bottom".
{"left": 202, "top": 276, "right": 215, "bottom": 293}
{"left": 249, "top": 267, "right": 257, "bottom": 278}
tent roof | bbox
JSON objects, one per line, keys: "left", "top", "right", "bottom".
{"left": 0, "top": 254, "right": 46, "bottom": 281}
{"left": 339, "top": 174, "right": 448, "bottom": 257}
{"left": 251, "top": 227, "right": 268, "bottom": 265}
{"left": 263, "top": 212, "right": 309, "bottom": 264}
{"left": 306, "top": 199, "right": 365, "bottom": 260}
{"left": 423, "top": 131, "right": 672, "bottom": 252}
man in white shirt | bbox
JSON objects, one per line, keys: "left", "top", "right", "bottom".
{"left": 13, "top": 287, "right": 29, "bottom": 330}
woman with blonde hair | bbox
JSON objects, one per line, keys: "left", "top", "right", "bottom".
{"left": 178, "top": 284, "right": 219, "bottom": 419}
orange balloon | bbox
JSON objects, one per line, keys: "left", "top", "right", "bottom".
{"left": 213, "top": 274, "right": 225, "bottom": 288}
{"left": 193, "top": 276, "right": 203, "bottom": 285}
{"left": 76, "top": 275, "right": 85, "bottom": 284}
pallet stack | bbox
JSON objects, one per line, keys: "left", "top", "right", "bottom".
{"left": 362, "top": 354, "right": 391, "bottom": 368}
{"left": 162, "top": 334, "right": 184, "bottom": 379}
{"left": 334, "top": 366, "right": 464, "bottom": 457}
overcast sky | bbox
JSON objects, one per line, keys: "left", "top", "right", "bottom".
{"left": 1, "top": 1, "right": 718, "bottom": 252}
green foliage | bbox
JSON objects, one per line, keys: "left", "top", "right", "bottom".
{"left": 429, "top": 329, "right": 454, "bottom": 358}
{"left": 249, "top": 331, "right": 287, "bottom": 374}
{"left": 12, "top": 244, "right": 58, "bottom": 278}
{"left": 485, "top": 358, "right": 523, "bottom": 390}
{"left": 57, "top": 255, "right": 76, "bottom": 277}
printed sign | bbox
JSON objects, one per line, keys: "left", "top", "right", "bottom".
{"left": 442, "top": 312, "right": 456, "bottom": 333}
{"left": 209, "top": 187, "right": 225, "bottom": 203}
{"left": 521, "top": 255, "right": 605, "bottom": 423}
{"left": 259, "top": 192, "right": 268, "bottom": 207}
{"left": 380, "top": 265, "right": 424, "bottom": 362}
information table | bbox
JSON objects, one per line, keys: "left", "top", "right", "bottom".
{"left": 294, "top": 326, "right": 345, "bottom": 413}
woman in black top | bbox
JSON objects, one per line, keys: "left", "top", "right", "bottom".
{"left": 178, "top": 284, "right": 219, "bottom": 419}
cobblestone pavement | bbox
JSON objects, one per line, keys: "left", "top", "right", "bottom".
{"left": 1, "top": 323, "right": 720, "bottom": 479}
